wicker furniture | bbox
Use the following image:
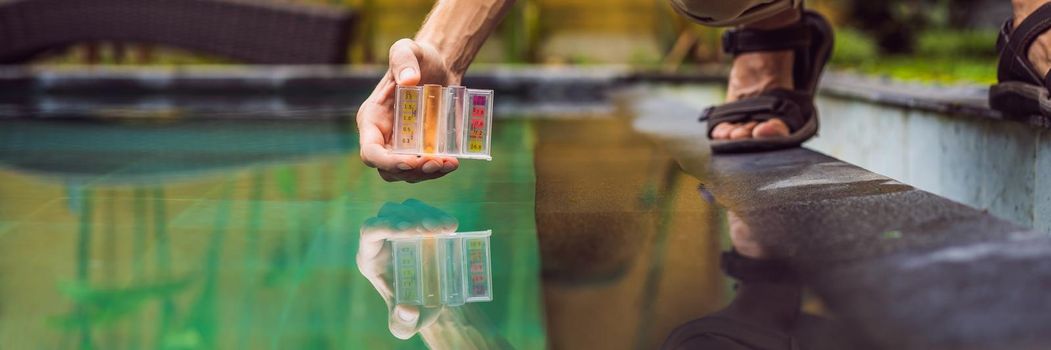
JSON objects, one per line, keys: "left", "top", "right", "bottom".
{"left": 0, "top": 0, "right": 355, "bottom": 64}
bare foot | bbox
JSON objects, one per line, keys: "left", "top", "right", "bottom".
{"left": 712, "top": 9, "right": 800, "bottom": 141}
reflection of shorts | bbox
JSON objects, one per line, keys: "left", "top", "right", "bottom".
{"left": 668, "top": 0, "right": 803, "bottom": 27}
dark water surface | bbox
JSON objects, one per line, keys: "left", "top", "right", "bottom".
{"left": 0, "top": 113, "right": 742, "bottom": 349}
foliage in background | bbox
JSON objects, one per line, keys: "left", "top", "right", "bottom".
{"left": 846, "top": 0, "right": 928, "bottom": 54}
{"left": 497, "top": 0, "right": 542, "bottom": 64}
{"left": 832, "top": 28, "right": 997, "bottom": 84}
{"left": 29, "top": 0, "right": 1004, "bottom": 85}
{"left": 824, "top": 0, "right": 1005, "bottom": 84}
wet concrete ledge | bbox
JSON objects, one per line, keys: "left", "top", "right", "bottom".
{"left": 705, "top": 148, "right": 1050, "bottom": 349}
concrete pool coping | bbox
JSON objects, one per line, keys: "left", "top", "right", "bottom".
{"left": 705, "top": 148, "right": 1051, "bottom": 349}
{"left": 0, "top": 65, "right": 1008, "bottom": 114}
{"left": 1, "top": 65, "right": 1026, "bottom": 125}
{"left": 2, "top": 65, "right": 1050, "bottom": 347}
{"left": 1, "top": 64, "right": 1029, "bottom": 122}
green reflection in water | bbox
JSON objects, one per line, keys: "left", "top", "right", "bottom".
{"left": 0, "top": 119, "right": 545, "bottom": 349}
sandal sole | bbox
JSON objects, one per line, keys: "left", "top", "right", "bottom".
{"left": 989, "top": 81, "right": 1051, "bottom": 118}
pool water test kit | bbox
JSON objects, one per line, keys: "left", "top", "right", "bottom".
{"left": 390, "top": 230, "right": 493, "bottom": 307}
{"left": 393, "top": 84, "right": 494, "bottom": 161}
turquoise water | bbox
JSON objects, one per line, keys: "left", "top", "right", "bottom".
{"left": 0, "top": 115, "right": 729, "bottom": 349}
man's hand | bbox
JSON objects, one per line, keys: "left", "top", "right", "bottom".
{"left": 357, "top": 39, "right": 461, "bottom": 183}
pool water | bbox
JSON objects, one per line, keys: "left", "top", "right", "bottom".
{"left": 0, "top": 112, "right": 731, "bottom": 349}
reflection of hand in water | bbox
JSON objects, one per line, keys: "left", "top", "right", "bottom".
{"left": 358, "top": 199, "right": 511, "bottom": 349}
{"left": 357, "top": 199, "right": 458, "bottom": 339}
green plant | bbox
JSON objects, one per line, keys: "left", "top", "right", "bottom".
{"left": 831, "top": 27, "right": 997, "bottom": 84}
{"left": 832, "top": 28, "right": 879, "bottom": 65}
{"left": 916, "top": 29, "right": 998, "bottom": 58}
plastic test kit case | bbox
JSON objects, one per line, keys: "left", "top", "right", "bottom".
{"left": 390, "top": 230, "right": 493, "bottom": 307}
{"left": 393, "top": 84, "right": 494, "bottom": 161}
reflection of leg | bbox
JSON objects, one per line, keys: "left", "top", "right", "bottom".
{"left": 661, "top": 250, "right": 801, "bottom": 349}
{"left": 662, "top": 209, "right": 802, "bottom": 349}
{"left": 723, "top": 274, "right": 802, "bottom": 331}
{"left": 662, "top": 209, "right": 871, "bottom": 349}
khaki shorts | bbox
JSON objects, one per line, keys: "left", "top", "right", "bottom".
{"left": 669, "top": 0, "right": 803, "bottom": 27}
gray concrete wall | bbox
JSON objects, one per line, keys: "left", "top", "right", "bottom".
{"left": 809, "top": 96, "right": 1051, "bottom": 233}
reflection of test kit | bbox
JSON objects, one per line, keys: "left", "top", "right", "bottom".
{"left": 393, "top": 84, "right": 494, "bottom": 160}
{"left": 390, "top": 231, "right": 493, "bottom": 307}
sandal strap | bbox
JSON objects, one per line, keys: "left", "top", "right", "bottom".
{"left": 721, "top": 20, "right": 811, "bottom": 56}
{"left": 700, "top": 89, "right": 814, "bottom": 138}
{"left": 997, "top": 2, "right": 1051, "bottom": 88}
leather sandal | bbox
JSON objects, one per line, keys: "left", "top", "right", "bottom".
{"left": 989, "top": 3, "right": 1051, "bottom": 118}
{"left": 701, "top": 10, "right": 834, "bottom": 154}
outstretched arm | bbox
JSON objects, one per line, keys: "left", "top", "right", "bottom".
{"left": 357, "top": 0, "right": 514, "bottom": 183}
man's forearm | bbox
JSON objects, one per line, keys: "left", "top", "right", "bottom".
{"left": 416, "top": 0, "right": 515, "bottom": 77}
